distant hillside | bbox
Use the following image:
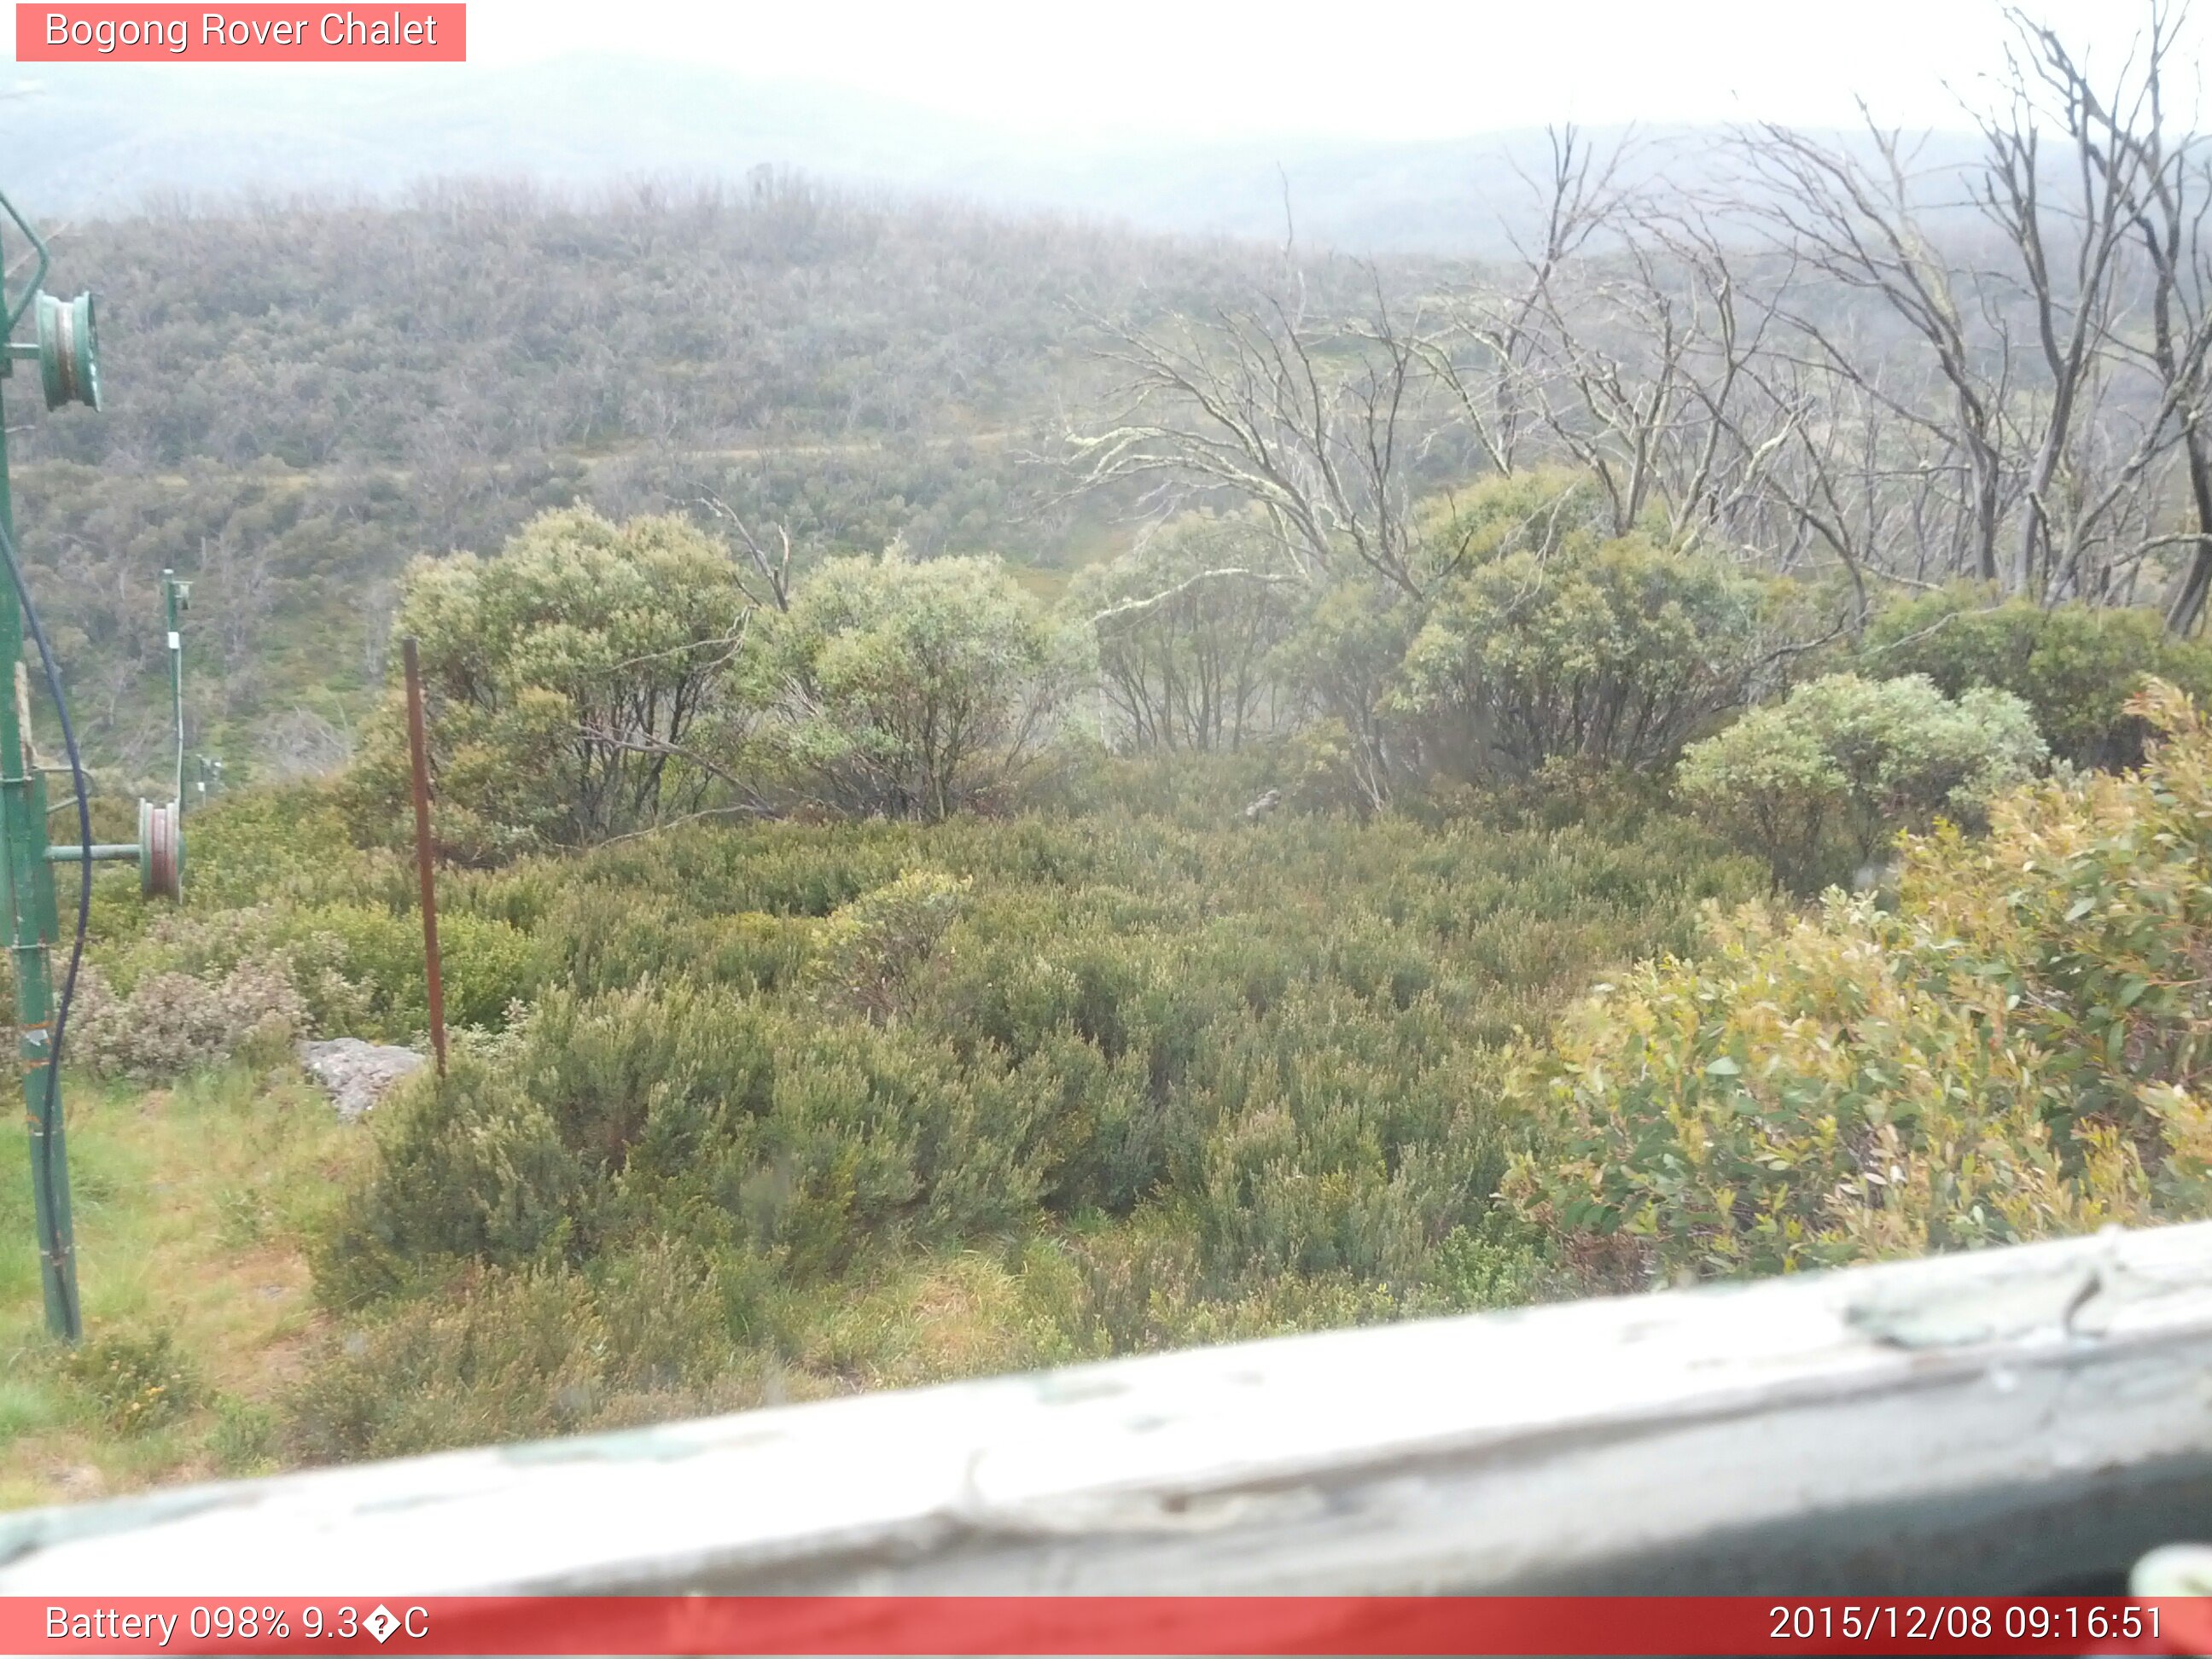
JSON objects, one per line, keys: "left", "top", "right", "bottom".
{"left": 0, "top": 175, "right": 1301, "bottom": 781}
{"left": 0, "top": 58, "right": 1984, "bottom": 255}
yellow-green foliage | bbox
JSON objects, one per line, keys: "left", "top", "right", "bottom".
{"left": 1511, "top": 679, "right": 2212, "bottom": 1284}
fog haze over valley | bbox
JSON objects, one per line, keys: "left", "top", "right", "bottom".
{"left": 0, "top": 57, "right": 1956, "bottom": 254}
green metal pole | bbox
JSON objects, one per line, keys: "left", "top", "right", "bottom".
{"left": 164, "top": 570, "right": 183, "bottom": 812}
{"left": 0, "top": 365, "right": 78, "bottom": 1340}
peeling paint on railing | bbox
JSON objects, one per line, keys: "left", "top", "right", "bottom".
{"left": 10, "top": 1222, "right": 2212, "bottom": 1595}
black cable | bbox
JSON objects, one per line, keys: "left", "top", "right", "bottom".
{"left": 0, "top": 515, "right": 86, "bottom": 1341}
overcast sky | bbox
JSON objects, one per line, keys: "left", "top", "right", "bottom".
{"left": 458, "top": 0, "right": 2206, "bottom": 142}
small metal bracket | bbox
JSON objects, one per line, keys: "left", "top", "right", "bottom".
{"left": 0, "top": 189, "right": 49, "bottom": 333}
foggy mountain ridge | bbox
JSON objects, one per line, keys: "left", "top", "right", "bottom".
{"left": 0, "top": 54, "right": 1990, "bottom": 253}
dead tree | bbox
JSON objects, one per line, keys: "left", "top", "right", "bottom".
{"left": 1509, "top": 206, "right": 1798, "bottom": 545}
{"left": 695, "top": 492, "right": 795, "bottom": 612}
{"left": 1421, "top": 125, "right": 1633, "bottom": 480}
{"left": 1976, "top": 9, "right": 2151, "bottom": 599}
{"left": 2043, "top": 1, "right": 2212, "bottom": 633}
{"left": 1068, "top": 281, "right": 1429, "bottom": 599}
{"left": 1737, "top": 116, "right": 2015, "bottom": 589}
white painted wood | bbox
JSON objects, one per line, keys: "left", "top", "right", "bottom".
{"left": 10, "top": 1222, "right": 2212, "bottom": 1595}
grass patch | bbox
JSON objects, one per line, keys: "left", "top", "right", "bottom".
{"left": 0, "top": 1064, "right": 366, "bottom": 1508}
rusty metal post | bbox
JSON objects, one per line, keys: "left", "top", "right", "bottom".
{"left": 401, "top": 637, "right": 447, "bottom": 1078}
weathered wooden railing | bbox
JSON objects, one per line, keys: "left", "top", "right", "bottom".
{"left": 9, "top": 1221, "right": 2212, "bottom": 1595}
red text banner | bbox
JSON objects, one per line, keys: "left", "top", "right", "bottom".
{"left": 16, "top": 6, "right": 465, "bottom": 61}
{"left": 8, "top": 1596, "right": 2212, "bottom": 1656}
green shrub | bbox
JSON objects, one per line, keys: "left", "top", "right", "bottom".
{"left": 96, "top": 899, "right": 538, "bottom": 1042}
{"left": 208, "top": 1396, "right": 279, "bottom": 1473}
{"left": 1503, "top": 897, "right": 2129, "bottom": 1282}
{"left": 1901, "top": 679, "right": 2212, "bottom": 1145}
{"left": 1423, "top": 755, "right": 1678, "bottom": 837}
{"left": 1675, "top": 672, "right": 2046, "bottom": 891}
{"left": 169, "top": 782, "right": 388, "bottom": 912}
{"left": 286, "top": 1255, "right": 736, "bottom": 1463}
{"left": 315, "top": 1053, "right": 584, "bottom": 1307}
{"left": 1862, "top": 588, "right": 2212, "bottom": 770}
{"left": 288, "top": 905, "right": 538, "bottom": 1034}
{"left": 753, "top": 549, "right": 1076, "bottom": 821}
{"left": 1395, "top": 517, "right": 1769, "bottom": 778}
{"left": 346, "top": 509, "right": 757, "bottom": 861}
{"left": 1034, "top": 745, "right": 1291, "bottom": 830}
{"left": 807, "top": 869, "right": 969, "bottom": 1022}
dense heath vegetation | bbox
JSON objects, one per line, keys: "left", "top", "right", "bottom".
{"left": 23, "top": 4, "right": 2212, "bottom": 1501}
{"left": 17, "top": 482, "right": 2212, "bottom": 1492}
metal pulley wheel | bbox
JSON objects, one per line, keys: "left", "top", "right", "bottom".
{"left": 36, "top": 290, "right": 99, "bottom": 411}
{"left": 138, "top": 797, "right": 181, "bottom": 901}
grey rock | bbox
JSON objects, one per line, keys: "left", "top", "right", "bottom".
{"left": 299, "top": 1038, "right": 426, "bottom": 1121}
